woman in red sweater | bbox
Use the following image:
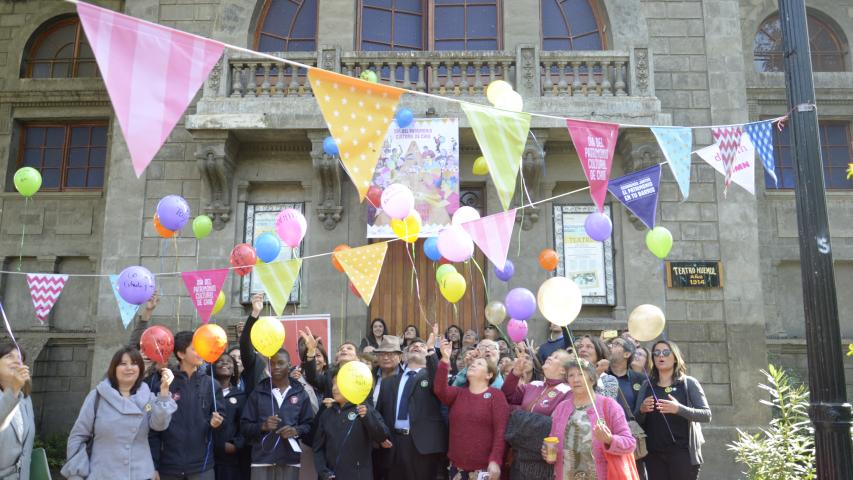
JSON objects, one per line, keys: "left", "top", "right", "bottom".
{"left": 436, "top": 338, "right": 510, "bottom": 479}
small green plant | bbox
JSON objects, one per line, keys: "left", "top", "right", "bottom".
{"left": 33, "top": 432, "right": 67, "bottom": 470}
{"left": 727, "top": 364, "right": 816, "bottom": 480}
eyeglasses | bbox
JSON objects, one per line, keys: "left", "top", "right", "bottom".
{"left": 477, "top": 345, "right": 498, "bottom": 352}
{"left": 652, "top": 349, "right": 672, "bottom": 357}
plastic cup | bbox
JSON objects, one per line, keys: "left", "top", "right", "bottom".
{"left": 543, "top": 436, "right": 559, "bottom": 463}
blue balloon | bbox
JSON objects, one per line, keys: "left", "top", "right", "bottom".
{"left": 396, "top": 108, "right": 414, "bottom": 128}
{"left": 254, "top": 232, "right": 281, "bottom": 263}
{"left": 323, "top": 136, "right": 339, "bottom": 156}
{"left": 423, "top": 237, "right": 441, "bottom": 261}
{"left": 494, "top": 259, "right": 515, "bottom": 282}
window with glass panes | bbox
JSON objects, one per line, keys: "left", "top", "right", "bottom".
{"left": 254, "top": 0, "right": 318, "bottom": 52}
{"left": 764, "top": 121, "right": 853, "bottom": 190}
{"left": 23, "top": 17, "right": 98, "bottom": 78}
{"left": 754, "top": 13, "right": 847, "bottom": 73}
{"left": 17, "top": 123, "right": 108, "bottom": 191}
{"left": 541, "top": 0, "right": 605, "bottom": 50}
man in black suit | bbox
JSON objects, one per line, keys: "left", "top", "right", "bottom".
{"left": 376, "top": 335, "right": 448, "bottom": 480}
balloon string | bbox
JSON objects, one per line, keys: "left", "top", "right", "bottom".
{"left": 404, "top": 240, "right": 430, "bottom": 328}
{"left": 211, "top": 373, "right": 217, "bottom": 411}
{"left": 261, "top": 356, "right": 282, "bottom": 453}
{"left": 564, "top": 328, "right": 601, "bottom": 421}
{"left": 660, "top": 260, "right": 668, "bottom": 340}
{"left": 470, "top": 257, "right": 489, "bottom": 303}
{"left": 17, "top": 197, "right": 28, "bottom": 271}
{"left": 516, "top": 178, "right": 524, "bottom": 258}
{"left": 174, "top": 235, "right": 180, "bottom": 331}
{"left": 340, "top": 276, "right": 346, "bottom": 349}
{"left": 0, "top": 301, "right": 22, "bottom": 360}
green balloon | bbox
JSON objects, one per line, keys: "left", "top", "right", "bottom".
{"left": 645, "top": 226, "right": 673, "bottom": 259}
{"left": 192, "top": 215, "right": 213, "bottom": 239}
{"left": 13, "top": 167, "right": 41, "bottom": 197}
{"left": 435, "top": 264, "right": 456, "bottom": 283}
{"left": 359, "top": 70, "right": 378, "bottom": 83}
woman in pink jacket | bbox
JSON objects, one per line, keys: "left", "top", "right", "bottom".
{"left": 543, "top": 358, "right": 635, "bottom": 479}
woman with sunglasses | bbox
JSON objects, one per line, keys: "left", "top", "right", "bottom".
{"left": 635, "top": 340, "right": 711, "bottom": 480}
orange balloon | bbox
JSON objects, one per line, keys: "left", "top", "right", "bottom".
{"left": 153, "top": 214, "right": 176, "bottom": 238}
{"left": 539, "top": 249, "right": 559, "bottom": 271}
{"left": 192, "top": 324, "right": 227, "bottom": 363}
{"left": 332, "top": 244, "right": 350, "bottom": 273}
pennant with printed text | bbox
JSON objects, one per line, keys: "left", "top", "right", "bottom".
{"left": 181, "top": 268, "right": 229, "bottom": 324}
{"left": 110, "top": 274, "right": 140, "bottom": 328}
{"left": 607, "top": 165, "right": 661, "bottom": 229}
{"left": 744, "top": 120, "right": 778, "bottom": 187}
{"left": 461, "top": 103, "right": 532, "bottom": 211}
{"left": 460, "top": 209, "right": 517, "bottom": 270}
{"left": 254, "top": 259, "right": 303, "bottom": 316}
{"left": 566, "top": 120, "right": 619, "bottom": 212}
{"left": 711, "top": 126, "right": 744, "bottom": 194}
{"left": 696, "top": 134, "right": 756, "bottom": 195}
{"left": 308, "top": 68, "right": 406, "bottom": 200}
{"left": 76, "top": 1, "right": 224, "bottom": 177}
{"left": 26, "top": 274, "right": 69, "bottom": 324}
{"left": 334, "top": 243, "right": 388, "bottom": 306}
{"left": 651, "top": 127, "right": 693, "bottom": 200}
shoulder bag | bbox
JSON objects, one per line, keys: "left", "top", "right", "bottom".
{"left": 601, "top": 398, "right": 641, "bottom": 480}
{"left": 616, "top": 386, "right": 647, "bottom": 460}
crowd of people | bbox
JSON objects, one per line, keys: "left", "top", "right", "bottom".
{"left": 0, "top": 293, "right": 712, "bottom": 480}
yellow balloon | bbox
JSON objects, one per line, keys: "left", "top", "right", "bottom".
{"left": 628, "top": 304, "right": 666, "bottom": 341}
{"left": 494, "top": 90, "right": 523, "bottom": 112}
{"left": 250, "top": 316, "right": 286, "bottom": 358}
{"left": 537, "top": 276, "right": 582, "bottom": 327}
{"left": 472, "top": 156, "right": 489, "bottom": 176}
{"left": 211, "top": 291, "right": 226, "bottom": 316}
{"left": 486, "top": 80, "right": 513, "bottom": 105}
{"left": 439, "top": 271, "right": 466, "bottom": 304}
{"left": 337, "top": 360, "right": 374, "bottom": 404}
{"left": 390, "top": 211, "right": 421, "bottom": 243}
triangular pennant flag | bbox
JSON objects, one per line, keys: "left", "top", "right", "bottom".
{"left": 696, "top": 134, "right": 756, "bottom": 195}
{"left": 26, "top": 274, "right": 69, "bottom": 324}
{"left": 607, "top": 165, "right": 662, "bottom": 229}
{"left": 76, "top": 1, "right": 224, "bottom": 177}
{"left": 744, "top": 120, "right": 778, "bottom": 187}
{"left": 254, "top": 259, "right": 303, "bottom": 316}
{"left": 459, "top": 209, "right": 517, "bottom": 270}
{"left": 651, "top": 127, "right": 693, "bottom": 200}
{"left": 711, "top": 126, "right": 744, "bottom": 194}
{"left": 461, "top": 103, "right": 531, "bottom": 211}
{"left": 109, "top": 274, "right": 140, "bottom": 328}
{"left": 566, "top": 120, "right": 619, "bottom": 212}
{"left": 307, "top": 68, "right": 406, "bottom": 200}
{"left": 181, "top": 269, "right": 229, "bottom": 324}
{"left": 334, "top": 243, "right": 388, "bottom": 306}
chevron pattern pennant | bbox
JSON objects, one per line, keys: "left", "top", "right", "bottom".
{"left": 26, "top": 274, "right": 69, "bottom": 324}
{"left": 711, "top": 126, "right": 744, "bottom": 194}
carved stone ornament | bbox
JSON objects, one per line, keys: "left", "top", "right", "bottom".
{"left": 516, "top": 130, "right": 548, "bottom": 230}
{"left": 208, "top": 57, "right": 222, "bottom": 94}
{"left": 618, "top": 131, "right": 662, "bottom": 230}
{"left": 195, "top": 135, "right": 237, "bottom": 230}
{"left": 634, "top": 48, "right": 649, "bottom": 96}
{"left": 308, "top": 131, "right": 344, "bottom": 230}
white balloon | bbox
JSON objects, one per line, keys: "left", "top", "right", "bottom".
{"left": 494, "top": 90, "right": 523, "bottom": 112}
{"left": 451, "top": 206, "right": 481, "bottom": 225}
{"left": 537, "top": 277, "right": 582, "bottom": 327}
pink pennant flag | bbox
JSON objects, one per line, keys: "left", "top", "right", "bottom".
{"left": 26, "top": 274, "right": 69, "bottom": 324}
{"left": 711, "top": 126, "right": 744, "bottom": 193}
{"left": 181, "top": 269, "right": 229, "bottom": 324}
{"left": 76, "top": 1, "right": 224, "bottom": 177}
{"left": 459, "top": 209, "right": 517, "bottom": 270}
{"left": 566, "top": 120, "right": 619, "bottom": 212}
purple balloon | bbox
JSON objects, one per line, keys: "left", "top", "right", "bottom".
{"left": 505, "top": 287, "right": 536, "bottom": 320}
{"left": 156, "top": 195, "right": 191, "bottom": 231}
{"left": 584, "top": 212, "right": 613, "bottom": 242}
{"left": 494, "top": 259, "right": 514, "bottom": 282}
{"left": 117, "top": 266, "right": 156, "bottom": 305}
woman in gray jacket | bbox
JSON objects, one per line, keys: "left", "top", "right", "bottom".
{"left": 0, "top": 342, "right": 34, "bottom": 480}
{"left": 635, "top": 340, "right": 711, "bottom": 480}
{"left": 62, "top": 347, "right": 177, "bottom": 480}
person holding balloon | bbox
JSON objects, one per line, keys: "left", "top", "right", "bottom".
{"left": 0, "top": 342, "right": 35, "bottom": 480}
{"left": 300, "top": 327, "right": 360, "bottom": 406}
{"left": 62, "top": 347, "right": 177, "bottom": 480}
{"left": 502, "top": 348, "right": 573, "bottom": 416}
{"left": 210, "top": 352, "right": 249, "bottom": 480}
{"left": 635, "top": 341, "right": 711, "bottom": 480}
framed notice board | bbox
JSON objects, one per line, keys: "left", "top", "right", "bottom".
{"left": 666, "top": 261, "right": 723, "bottom": 288}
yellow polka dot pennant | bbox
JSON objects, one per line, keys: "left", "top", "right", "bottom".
{"left": 308, "top": 68, "right": 406, "bottom": 201}
{"left": 333, "top": 242, "right": 388, "bottom": 306}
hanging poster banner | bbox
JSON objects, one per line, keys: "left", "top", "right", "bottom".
{"left": 552, "top": 205, "right": 616, "bottom": 305}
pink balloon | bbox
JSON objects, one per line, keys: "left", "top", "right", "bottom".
{"left": 437, "top": 225, "right": 474, "bottom": 262}
{"left": 507, "top": 319, "right": 528, "bottom": 343}
{"left": 380, "top": 183, "right": 415, "bottom": 220}
{"left": 451, "top": 206, "right": 481, "bottom": 225}
{"left": 275, "top": 208, "right": 307, "bottom": 247}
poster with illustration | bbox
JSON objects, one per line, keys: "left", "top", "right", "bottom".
{"left": 367, "top": 118, "right": 459, "bottom": 238}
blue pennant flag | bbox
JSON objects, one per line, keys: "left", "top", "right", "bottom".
{"left": 744, "top": 120, "right": 778, "bottom": 187}
{"left": 651, "top": 127, "right": 692, "bottom": 200}
{"left": 110, "top": 274, "right": 139, "bottom": 328}
{"left": 607, "top": 164, "right": 662, "bottom": 230}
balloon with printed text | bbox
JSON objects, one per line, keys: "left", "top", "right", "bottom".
{"left": 275, "top": 208, "right": 307, "bottom": 248}
{"left": 13, "top": 167, "right": 42, "bottom": 197}
{"left": 337, "top": 360, "right": 373, "bottom": 404}
{"left": 156, "top": 195, "right": 191, "bottom": 231}
{"left": 117, "top": 266, "right": 156, "bottom": 305}
{"left": 140, "top": 326, "right": 174, "bottom": 364}
{"left": 230, "top": 243, "right": 257, "bottom": 277}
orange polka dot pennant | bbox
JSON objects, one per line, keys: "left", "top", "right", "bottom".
{"left": 333, "top": 242, "right": 389, "bottom": 306}
{"left": 307, "top": 68, "right": 406, "bottom": 201}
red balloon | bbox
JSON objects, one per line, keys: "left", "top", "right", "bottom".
{"left": 438, "top": 257, "right": 452, "bottom": 265}
{"left": 349, "top": 281, "right": 361, "bottom": 298}
{"left": 366, "top": 186, "right": 383, "bottom": 208}
{"left": 332, "top": 244, "right": 350, "bottom": 273}
{"left": 230, "top": 243, "right": 257, "bottom": 276}
{"left": 539, "top": 248, "right": 559, "bottom": 271}
{"left": 140, "top": 326, "right": 174, "bottom": 364}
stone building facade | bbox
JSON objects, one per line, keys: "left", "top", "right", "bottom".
{"left": 0, "top": 0, "right": 851, "bottom": 477}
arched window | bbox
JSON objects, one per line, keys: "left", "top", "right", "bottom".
{"left": 754, "top": 13, "right": 847, "bottom": 72}
{"left": 22, "top": 16, "right": 98, "bottom": 78}
{"left": 255, "top": 0, "right": 318, "bottom": 52}
{"left": 541, "top": 0, "right": 604, "bottom": 50}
